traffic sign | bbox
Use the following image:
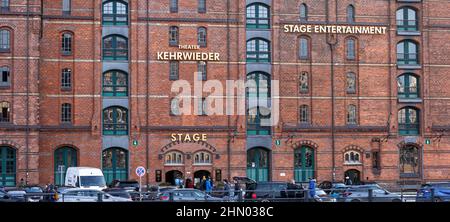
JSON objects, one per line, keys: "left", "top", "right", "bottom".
{"left": 136, "top": 166, "right": 146, "bottom": 177}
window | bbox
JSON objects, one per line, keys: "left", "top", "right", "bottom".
{"left": 397, "top": 74, "right": 419, "bottom": 99}
{"left": 198, "top": 0, "right": 206, "bottom": 13}
{"left": 103, "top": 35, "right": 128, "bottom": 60}
{"left": 246, "top": 38, "right": 270, "bottom": 63}
{"left": 103, "top": 70, "right": 128, "bottom": 97}
{"left": 169, "top": 61, "right": 179, "bottom": 80}
{"left": 397, "top": 7, "right": 418, "bottom": 32}
{"left": 61, "top": 33, "right": 72, "bottom": 55}
{"left": 398, "top": 107, "right": 419, "bottom": 135}
{"left": 169, "top": 26, "right": 179, "bottom": 46}
{"left": 61, "top": 68, "right": 72, "bottom": 89}
{"left": 1, "top": 0, "right": 9, "bottom": 11}
{"left": 397, "top": 40, "right": 418, "bottom": 65}
{"left": 102, "top": 148, "right": 128, "bottom": 184}
{"left": 62, "top": 0, "right": 71, "bottom": 15}
{"left": 346, "top": 38, "right": 356, "bottom": 60}
{"left": 246, "top": 72, "right": 271, "bottom": 135}
{"left": 170, "top": 98, "right": 180, "bottom": 116}
{"left": 299, "top": 72, "right": 309, "bottom": 93}
{"left": 102, "top": 0, "right": 128, "bottom": 25}
{"left": 170, "top": 0, "right": 178, "bottom": 13}
{"left": 0, "top": 67, "right": 10, "bottom": 87}
{"left": 0, "top": 101, "right": 10, "bottom": 122}
{"left": 103, "top": 106, "right": 128, "bottom": 135}
{"left": 198, "top": 27, "right": 207, "bottom": 47}
{"left": 299, "top": 105, "right": 309, "bottom": 124}
{"left": 299, "top": 37, "right": 309, "bottom": 59}
{"left": 0, "top": 29, "right": 10, "bottom": 52}
{"left": 197, "top": 61, "right": 207, "bottom": 81}
{"left": 300, "top": 4, "right": 308, "bottom": 21}
{"left": 400, "top": 145, "right": 420, "bottom": 177}
{"left": 194, "top": 152, "right": 212, "bottom": 164}
{"left": 347, "top": 72, "right": 356, "bottom": 93}
{"left": 54, "top": 147, "right": 78, "bottom": 186}
{"left": 347, "top": 105, "right": 357, "bottom": 125}
{"left": 165, "top": 151, "right": 183, "bottom": 165}
{"left": 198, "top": 98, "right": 207, "bottom": 116}
{"left": 246, "top": 3, "right": 270, "bottom": 29}
{"left": 347, "top": 5, "right": 355, "bottom": 23}
{"left": 0, "top": 146, "right": 16, "bottom": 186}
{"left": 372, "top": 151, "right": 380, "bottom": 170}
{"left": 344, "top": 151, "right": 361, "bottom": 164}
{"left": 61, "top": 103, "right": 72, "bottom": 123}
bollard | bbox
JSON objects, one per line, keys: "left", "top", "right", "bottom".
{"left": 368, "top": 189, "right": 373, "bottom": 202}
{"left": 238, "top": 190, "right": 243, "bottom": 202}
{"left": 430, "top": 188, "right": 435, "bottom": 202}
{"left": 305, "top": 189, "right": 310, "bottom": 202}
{"left": 97, "top": 193, "right": 103, "bottom": 202}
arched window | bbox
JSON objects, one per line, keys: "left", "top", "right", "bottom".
{"left": 347, "top": 72, "right": 356, "bottom": 93}
{"left": 299, "top": 105, "right": 309, "bottom": 124}
{"left": 0, "top": 101, "right": 10, "bottom": 122}
{"left": 169, "top": 26, "right": 179, "bottom": 46}
{"left": 103, "top": 70, "right": 128, "bottom": 97}
{"left": 103, "top": 106, "right": 128, "bottom": 135}
{"left": 299, "top": 72, "right": 309, "bottom": 93}
{"left": 400, "top": 145, "right": 420, "bottom": 177}
{"left": 61, "top": 103, "right": 72, "bottom": 123}
{"left": 62, "top": 0, "right": 71, "bottom": 15}
{"left": 344, "top": 151, "right": 361, "bottom": 164}
{"left": 300, "top": 3, "right": 308, "bottom": 21}
{"left": 246, "top": 38, "right": 270, "bottom": 62}
{"left": 61, "top": 68, "right": 71, "bottom": 89}
{"left": 102, "top": 147, "right": 128, "bottom": 184}
{"left": 347, "top": 5, "right": 355, "bottom": 23}
{"left": 294, "top": 146, "right": 315, "bottom": 182}
{"left": 165, "top": 151, "right": 183, "bottom": 165}
{"left": 397, "top": 40, "right": 418, "bottom": 65}
{"left": 0, "top": 66, "right": 10, "bottom": 87}
{"left": 398, "top": 107, "right": 419, "bottom": 135}
{"left": 347, "top": 105, "right": 357, "bottom": 125}
{"left": 0, "top": 29, "right": 10, "bottom": 52}
{"left": 103, "top": 35, "right": 128, "bottom": 60}
{"left": 0, "top": 146, "right": 16, "bottom": 186}
{"left": 194, "top": 152, "right": 212, "bottom": 165}
{"left": 346, "top": 38, "right": 356, "bottom": 60}
{"left": 102, "top": 0, "right": 128, "bottom": 25}
{"left": 198, "top": 27, "right": 207, "bottom": 47}
{"left": 299, "top": 36, "right": 310, "bottom": 59}
{"left": 247, "top": 72, "right": 271, "bottom": 135}
{"left": 396, "top": 7, "right": 418, "bottom": 32}
{"left": 61, "top": 33, "right": 72, "bottom": 55}
{"left": 54, "top": 147, "right": 78, "bottom": 185}
{"left": 397, "top": 74, "right": 419, "bottom": 99}
{"left": 246, "top": 3, "right": 270, "bottom": 29}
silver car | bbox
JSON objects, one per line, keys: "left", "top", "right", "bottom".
{"left": 160, "top": 189, "right": 223, "bottom": 202}
{"left": 58, "top": 188, "right": 132, "bottom": 202}
{"left": 342, "top": 185, "right": 403, "bottom": 202}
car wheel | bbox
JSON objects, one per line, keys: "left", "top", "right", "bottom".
{"left": 351, "top": 199, "right": 361, "bottom": 202}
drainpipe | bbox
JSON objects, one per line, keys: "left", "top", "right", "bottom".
{"left": 226, "top": 0, "right": 231, "bottom": 181}
{"left": 145, "top": 0, "right": 150, "bottom": 186}
{"left": 25, "top": 0, "right": 31, "bottom": 185}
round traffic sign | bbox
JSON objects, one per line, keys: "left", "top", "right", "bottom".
{"left": 136, "top": 166, "right": 146, "bottom": 177}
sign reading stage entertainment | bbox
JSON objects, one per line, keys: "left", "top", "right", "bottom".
{"left": 283, "top": 24, "right": 387, "bottom": 35}
{"left": 157, "top": 44, "right": 220, "bottom": 61}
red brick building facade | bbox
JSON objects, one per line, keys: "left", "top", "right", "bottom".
{"left": 1, "top": 0, "right": 449, "bottom": 188}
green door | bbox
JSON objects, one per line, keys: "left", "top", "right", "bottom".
{"left": 54, "top": 147, "right": 78, "bottom": 186}
{"left": 102, "top": 148, "right": 128, "bottom": 185}
{"left": 294, "top": 146, "right": 315, "bottom": 182}
{"left": 0, "top": 146, "right": 16, "bottom": 187}
{"left": 247, "top": 148, "right": 270, "bottom": 182}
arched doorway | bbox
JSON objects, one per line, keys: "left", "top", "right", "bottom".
{"left": 345, "top": 169, "right": 361, "bottom": 185}
{"left": 194, "top": 170, "right": 211, "bottom": 188}
{"left": 247, "top": 147, "right": 270, "bottom": 182}
{"left": 102, "top": 147, "right": 129, "bottom": 185}
{"left": 165, "top": 170, "right": 183, "bottom": 186}
{"left": 294, "top": 146, "right": 315, "bottom": 182}
{"left": 54, "top": 147, "right": 78, "bottom": 186}
{"left": 0, "top": 146, "right": 16, "bottom": 187}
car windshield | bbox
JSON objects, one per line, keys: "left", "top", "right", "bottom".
{"left": 80, "top": 176, "right": 106, "bottom": 187}
{"left": 25, "top": 187, "right": 42, "bottom": 193}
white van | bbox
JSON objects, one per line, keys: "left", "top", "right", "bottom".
{"left": 65, "top": 167, "right": 107, "bottom": 191}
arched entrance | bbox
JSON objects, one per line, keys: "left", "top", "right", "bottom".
{"left": 102, "top": 147, "right": 129, "bottom": 185}
{"left": 194, "top": 170, "right": 211, "bottom": 188}
{"left": 165, "top": 170, "right": 183, "bottom": 186}
{"left": 54, "top": 147, "right": 78, "bottom": 186}
{"left": 0, "top": 146, "right": 16, "bottom": 187}
{"left": 345, "top": 169, "right": 361, "bottom": 185}
{"left": 247, "top": 147, "right": 270, "bottom": 182}
{"left": 294, "top": 146, "right": 315, "bottom": 182}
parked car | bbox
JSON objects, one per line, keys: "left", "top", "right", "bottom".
{"left": 416, "top": 182, "right": 450, "bottom": 202}
{"left": 65, "top": 167, "right": 107, "bottom": 191}
{"left": 314, "top": 188, "right": 336, "bottom": 202}
{"left": 159, "top": 189, "right": 222, "bottom": 202}
{"left": 341, "top": 185, "right": 402, "bottom": 202}
{"left": 23, "top": 186, "right": 44, "bottom": 202}
{"left": 6, "top": 190, "right": 27, "bottom": 202}
{"left": 109, "top": 180, "right": 140, "bottom": 200}
{"left": 58, "top": 188, "right": 132, "bottom": 202}
{"left": 233, "top": 177, "right": 305, "bottom": 202}
{"left": 103, "top": 188, "right": 133, "bottom": 201}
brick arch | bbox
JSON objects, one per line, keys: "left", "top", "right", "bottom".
{"left": 160, "top": 140, "right": 218, "bottom": 154}
{"left": 397, "top": 141, "right": 423, "bottom": 149}
{"left": 0, "top": 140, "right": 21, "bottom": 150}
{"left": 291, "top": 140, "right": 319, "bottom": 149}
{"left": 342, "top": 145, "right": 365, "bottom": 153}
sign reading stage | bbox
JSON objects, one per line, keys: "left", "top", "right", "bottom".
{"left": 171, "top": 133, "right": 208, "bottom": 142}
{"left": 283, "top": 24, "right": 387, "bottom": 35}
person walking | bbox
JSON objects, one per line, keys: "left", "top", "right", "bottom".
{"left": 205, "top": 177, "right": 213, "bottom": 194}
{"left": 345, "top": 176, "right": 353, "bottom": 186}
{"left": 308, "top": 178, "right": 316, "bottom": 200}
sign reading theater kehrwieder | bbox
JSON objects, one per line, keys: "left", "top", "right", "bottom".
{"left": 283, "top": 24, "right": 387, "bottom": 35}
{"left": 157, "top": 44, "right": 220, "bottom": 61}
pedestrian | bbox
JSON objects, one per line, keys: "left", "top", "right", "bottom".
{"left": 308, "top": 178, "right": 316, "bottom": 199}
{"left": 205, "top": 177, "right": 213, "bottom": 194}
{"left": 345, "top": 176, "right": 353, "bottom": 186}
{"left": 200, "top": 176, "right": 207, "bottom": 191}
{"left": 223, "top": 179, "right": 230, "bottom": 197}
{"left": 19, "top": 178, "right": 25, "bottom": 189}
{"left": 234, "top": 179, "right": 240, "bottom": 198}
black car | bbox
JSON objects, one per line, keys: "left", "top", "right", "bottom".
{"left": 103, "top": 188, "right": 133, "bottom": 201}
{"left": 233, "top": 177, "right": 304, "bottom": 202}
{"left": 110, "top": 180, "right": 141, "bottom": 200}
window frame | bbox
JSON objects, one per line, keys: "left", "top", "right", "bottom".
{"left": 246, "top": 38, "right": 271, "bottom": 63}
{"left": 346, "top": 72, "right": 357, "bottom": 94}
{"left": 397, "top": 40, "right": 419, "bottom": 65}
{"left": 102, "top": 34, "right": 128, "bottom": 61}
{"left": 0, "top": 101, "right": 10, "bottom": 123}
{"left": 197, "top": 61, "right": 207, "bottom": 81}
{"left": 61, "top": 68, "right": 72, "bottom": 90}
{"left": 344, "top": 151, "right": 362, "bottom": 165}
{"left": 299, "top": 36, "right": 310, "bottom": 60}
{"left": 299, "top": 72, "right": 309, "bottom": 93}
{"left": 165, "top": 151, "right": 184, "bottom": 165}
{"left": 246, "top": 3, "right": 270, "bottom": 29}
{"left": 102, "top": 70, "right": 128, "bottom": 97}
{"left": 193, "top": 151, "right": 212, "bottom": 165}
{"left": 0, "top": 66, "right": 11, "bottom": 87}
{"left": 347, "top": 104, "right": 358, "bottom": 125}
{"left": 61, "top": 103, "right": 72, "bottom": 124}
{"left": 346, "top": 38, "right": 356, "bottom": 60}
{"left": 347, "top": 5, "right": 355, "bottom": 23}
{"left": 170, "top": 0, "right": 178, "bottom": 13}
{"left": 169, "top": 26, "right": 179, "bottom": 46}
{"left": 102, "top": 0, "right": 129, "bottom": 26}
{"left": 299, "top": 105, "right": 309, "bottom": 124}
{"left": 103, "top": 106, "right": 129, "bottom": 135}
{"left": 0, "top": 28, "right": 11, "bottom": 53}
{"left": 300, "top": 3, "right": 308, "bottom": 21}
{"left": 197, "top": 27, "right": 207, "bottom": 47}
{"left": 398, "top": 107, "right": 420, "bottom": 136}
{"left": 396, "top": 7, "right": 418, "bottom": 32}
{"left": 397, "top": 73, "right": 419, "bottom": 99}
{"left": 62, "top": 0, "right": 71, "bottom": 15}
{"left": 399, "top": 145, "right": 421, "bottom": 177}
{"left": 198, "top": 0, "right": 206, "bottom": 13}
{"left": 1, "top": 0, "right": 10, "bottom": 12}
{"left": 169, "top": 61, "right": 179, "bottom": 81}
